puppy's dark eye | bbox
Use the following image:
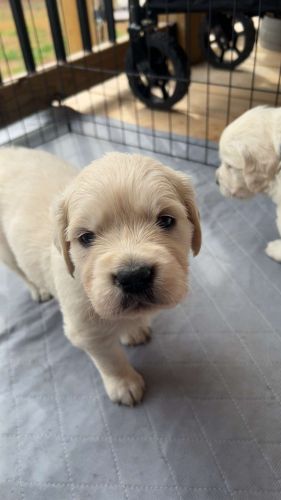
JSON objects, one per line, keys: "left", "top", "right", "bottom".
{"left": 78, "top": 232, "right": 95, "bottom": 247}
{"left": 157, "top": 215, "right": 176, "bottom": 230}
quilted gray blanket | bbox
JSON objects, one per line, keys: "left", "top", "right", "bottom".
{"left": 1, "top": 134, "right": 281, "bottom": 500}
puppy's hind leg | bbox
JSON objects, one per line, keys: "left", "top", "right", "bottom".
{"left": 0, "top": 232, "right": 51, "bottom": 302}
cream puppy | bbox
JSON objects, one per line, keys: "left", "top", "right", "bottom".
{"left": 216, "top": 106, "right": 281, "bottom": 262}
{"left": 0, "top": 147, "right": 201, "bottom": 405}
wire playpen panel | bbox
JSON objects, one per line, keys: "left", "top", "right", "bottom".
{"left": 0, "top": 0, "right": 280, "bottom": 165}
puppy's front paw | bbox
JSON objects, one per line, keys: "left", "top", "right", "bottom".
{"left": 265, "top": 240, "right": 281, "bottom": 263}
{"left": 28, "top": 284, "right": 52, "bottom": 303}
{"left": 120, "top": 327, "right": 151, "bottom": 346}
{"left": 38, "top": 290, "right": 53, "bottom": 303}
{"left": 103, "top": 369, "right": 145, "bottom": 406}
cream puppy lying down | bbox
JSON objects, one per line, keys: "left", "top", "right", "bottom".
{"left": 0, "top": 147, "right": 201, "bottom": 405}
{"left": 216, "top": 106, "right": 281, "bottom": 262}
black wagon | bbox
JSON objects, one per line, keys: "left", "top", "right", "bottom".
{"left": 125, "top": 0, "right": 281, "bottom": 109}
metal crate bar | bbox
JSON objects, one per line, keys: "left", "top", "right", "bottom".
{"left": 9, "top": 0, "right": 36, "bottom": 73}
{"left": 45, "top": 0, "right": 66, "bottom": 62}
{"left": 104, "top": 0, "right": 117, "bottom": 44}
{"left": 76, "top": 0, "right": 92, "bottom": 52}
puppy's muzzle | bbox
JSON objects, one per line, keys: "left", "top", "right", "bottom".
{"left": 114, "top": 264, "right": 154, "bottom": 295}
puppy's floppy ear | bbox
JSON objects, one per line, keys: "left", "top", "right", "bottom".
{"left": 173, "top": 171, "right": 202, "bottom": 256}
{"left": 242, "top": 145, "right": 280, "bottom": 193}
{"left": 52, "top": 192, "right": 75, "bottom": 277}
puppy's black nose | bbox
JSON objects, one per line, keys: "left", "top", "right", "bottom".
{"left": 216, "top": 179, "right": 219, "bottom": 186}
{"left": 115, "top": 265, "right": 154, "bottom": 294}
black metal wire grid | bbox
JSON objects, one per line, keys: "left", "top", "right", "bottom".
{"left": 0, "top": 0, "right": 280, "bottom": 166}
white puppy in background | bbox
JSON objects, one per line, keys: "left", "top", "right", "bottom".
{"left": 216, "top": 106, "right": 281, "bottom": 262}
{"left": 0, "top": 148, "right": 201, "bottom": 405}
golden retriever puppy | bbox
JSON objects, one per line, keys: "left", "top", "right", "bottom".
{"left": 216, "top": 106, "right": 281, "bottom": 262}
{"left": 0, "top": 147, "right": 201, "bottom": 405}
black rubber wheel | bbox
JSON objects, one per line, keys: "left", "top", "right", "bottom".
{"left": 125, "top": 32, "right": 190, "bottom": 110}
{"left": 201, "top": 13, "right": 256, "bottom": 69}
